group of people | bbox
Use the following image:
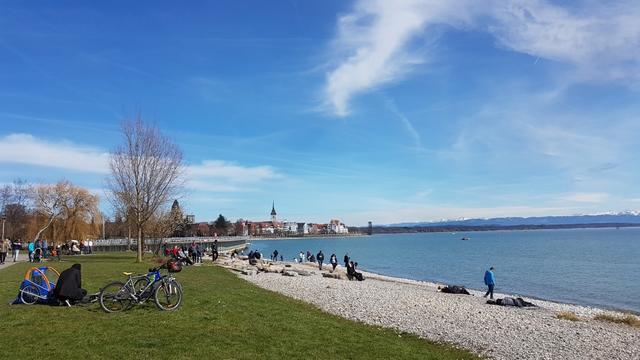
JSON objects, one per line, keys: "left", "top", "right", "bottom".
{"left": 0, "top": 236, "right": 100, "bottom": 266}
{"left": 343, "top": 253, "right": 364, "bottom": 281}
{"left": 294, "top": 250, "right": 339, "bottom": 271}
{"left": 259, "top": 249, "right": 362, "bottom": 279}
{"left": 162, "top": 240, "right": 219, "bottom": 265}
{"left": 270, "top": 250, "right": 283, "bottom": 262}
{"left": 437, "top": 267, "right": 537, "bottom": 308}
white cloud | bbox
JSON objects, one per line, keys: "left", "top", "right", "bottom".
{"left": 187, "top": 160, "right": 281, "bottom": 183}
{"left": 323, "top": 0, "right": 640, "bottom": 116}
{"left": 0, "top": 133, "right": 109, "bottom": 173}
{"left": 0, "top": 133, "right": 281, "bottom": 194}
{"left": 185, "top": 160, "right": 282, "bottom": 193}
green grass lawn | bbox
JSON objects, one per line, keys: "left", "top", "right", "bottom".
{"left": 0, "top": 253, "right": 479, "bottom": 360}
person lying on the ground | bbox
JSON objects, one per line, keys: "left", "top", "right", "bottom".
{"left": 438, "top": 285, "right": 471, "bottom": 295}
{"left": 486, "top": 297, "right": 537, "bottom": 307}
{"left": 53, "top": 264, "right": 87, "bottom": 303}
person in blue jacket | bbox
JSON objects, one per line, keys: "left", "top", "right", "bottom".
{"left": 483, "top": 267, "right": 496, "bottom": 299}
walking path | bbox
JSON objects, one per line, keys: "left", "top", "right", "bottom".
{"left": 0, "top": 253, "right": 28, "bottom": 270}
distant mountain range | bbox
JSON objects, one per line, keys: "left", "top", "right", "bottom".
{"left": 387, "top": 211, "right": 640, "bottom": 227}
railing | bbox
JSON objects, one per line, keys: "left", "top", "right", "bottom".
{"left": 92, "top": 236, "right": 250, "bottom": 253}
{"left": 93, "top": 236, "right": 251, "bottom": 246}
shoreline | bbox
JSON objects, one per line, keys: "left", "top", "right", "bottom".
{"left": 221, "top": 257, "right": 640, "bottom": 360}
{"left": 358, "top": 267, "right": 640, "bottom": 315}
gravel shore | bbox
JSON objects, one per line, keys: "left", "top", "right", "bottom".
{"left": 225, "top": 259, "right": 640, "bottom": 360}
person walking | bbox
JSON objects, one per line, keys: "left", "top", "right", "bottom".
{"left": 272, "top": 250, "right": 279, "bottom": 262}
{"left": 316, "top": 250, "right": 325, "bottom": 270}
{"left": 330, "top": 253, "right": 338, "bottom": 272}
{"left": 0, "top": 238, "right": 10, "bottom": 264}
{"left": 483, "top": 267, "right": 496, "bottom": 299}
{"left": 27, "top": 241, "right": 35, "bottom": 262}
{"left": 12, "top": 239, "right": 21, "bottom": 262}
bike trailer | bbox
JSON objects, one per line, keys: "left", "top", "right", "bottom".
{"left": 12, "top": 266, "right": 60, "bottom": 305}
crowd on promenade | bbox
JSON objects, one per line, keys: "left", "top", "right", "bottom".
{"left": 0, "top": 237, "right": 96, "bottom": 264}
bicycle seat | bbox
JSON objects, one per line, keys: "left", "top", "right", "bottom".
{"left": 122, "top": 272, "right": 133, "bottom": 276}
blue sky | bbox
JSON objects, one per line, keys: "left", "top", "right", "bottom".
{"left": 1, "top": 0, "right": 639, "bottom": 225}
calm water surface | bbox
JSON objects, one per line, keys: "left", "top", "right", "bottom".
{"left": 249, "top": 228, "right": 640, "bottom": 312}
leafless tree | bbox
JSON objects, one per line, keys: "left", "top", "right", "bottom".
{"left": 31, "top": 181, "right": 68, "bottom": 241}
{"left": 107, "top": 116, "right": 184, "bottom": 262}
{"left": 145, "top": 210, "right": 174, "bottom": 255}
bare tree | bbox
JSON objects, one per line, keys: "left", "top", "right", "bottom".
{"left": 145, "top": 210, "right": 174, "bottom": 255}
{"left": 31, "top": 181, "right": 68, "bottom": 241}
{"left": 107, "top": 116, "right": 183, "bottom": 262}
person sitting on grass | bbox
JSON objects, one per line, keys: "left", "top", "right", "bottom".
{"left": 177, "top": 247, "right": 194, "bottom": 265}
{"left": 53, "top": 264, "right": 88, "bottom": 305}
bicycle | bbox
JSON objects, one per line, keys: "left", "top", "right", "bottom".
{"left": 99, "top": 266, "right": 183, "bottom": 313}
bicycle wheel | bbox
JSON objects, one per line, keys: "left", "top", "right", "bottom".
{"left": 154, "top": 279, "right": 182, "bottom": 311}
{"left": 20, "top": 284, "right": 40, "bottom": 305}
{"left": 133, "top": 277, "right": 151, "bottom": 296}
{"left": 99, "top": 281, "right": 132, "bottom": 313}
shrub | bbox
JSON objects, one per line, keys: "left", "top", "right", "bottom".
{"left": 556, "top": 312, "right": 581, "bottom": 322}
{"left": 594, "top": 314, "right": 640, "bottom": 328}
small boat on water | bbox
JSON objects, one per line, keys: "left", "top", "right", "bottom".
{"left": 461, "top": 237, "right": 470, "bottom": 241}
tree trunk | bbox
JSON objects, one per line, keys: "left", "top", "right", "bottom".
{"left": 137, "top": 225, "right": 143, "bottom": 262}
{"left": 34, "top": 214, "right": 56, "bottom": 242}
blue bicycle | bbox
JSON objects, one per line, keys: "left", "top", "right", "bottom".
{"left": 99, "top": 265, "right": 183, "bottom": 313}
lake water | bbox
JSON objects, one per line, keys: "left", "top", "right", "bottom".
{"left": 248, "top": 228, "right": 640, "bottom": 313}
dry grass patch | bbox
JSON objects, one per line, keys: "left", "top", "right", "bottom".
{"left": 556, "top": 311, "right": 581, "bottom": 322}
{"left": 594, "top": 314, "right": 640, "bottom": 328}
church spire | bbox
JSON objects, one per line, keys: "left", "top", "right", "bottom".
{"left": 271, "top": 201, "right": 277, "bottom": 223}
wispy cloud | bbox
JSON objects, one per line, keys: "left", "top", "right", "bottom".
{"left": 383, "top": 96, "right": 423, "bottom": 151}
{"left": 0, "top": 133, "right": 109, "bottom": 173}
{"left": 323, "top": 0, "right": 640, "bottom": 116}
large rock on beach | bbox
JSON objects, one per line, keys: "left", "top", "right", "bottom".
{"left": 322, "top": 272, "right": 343, "bottom": 279}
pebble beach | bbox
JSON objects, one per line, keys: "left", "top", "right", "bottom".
{"left": 221, "top": 258, "right": 640, "bottom": 360}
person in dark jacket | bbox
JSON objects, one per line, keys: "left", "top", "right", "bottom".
{"left": 483, "top": 267, "right": 496, "bottom": 299}
{"left": 343, "top": 253, "right": 350, "bottom": 268}
{"left": 487, "top": 297, "right": 536, "bottom": 307}
{"left": 329, "top": 254, "right": 338, "bottom": 272}
{"left": 53, "top": 264, "right": 87, "bottom": 303}
{"left": 316, "top": 251, "right": 325, "bottom": 270}
{"left": 439, "top": 285, "right": 471, "bottom": 295}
